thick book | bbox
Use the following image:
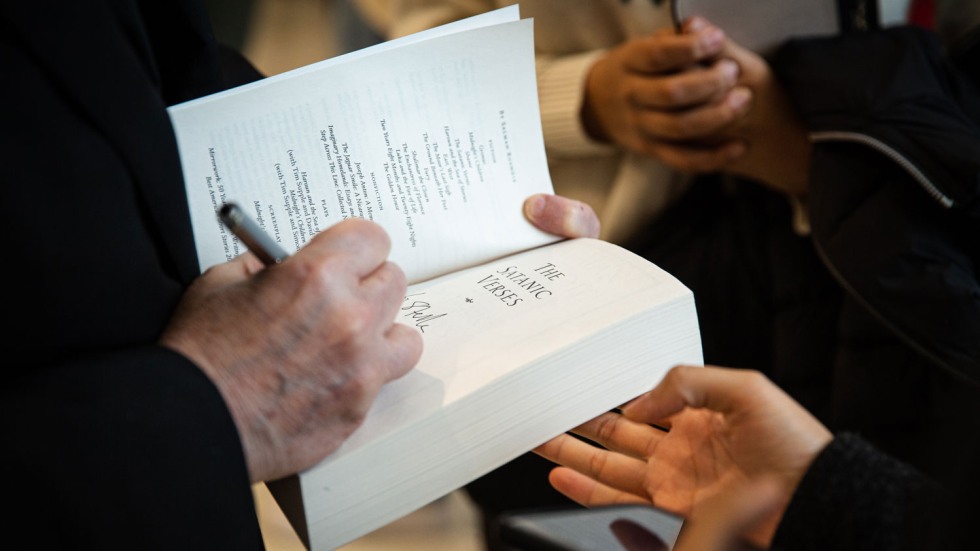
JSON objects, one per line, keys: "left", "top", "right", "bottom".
{"left": 167, "top": 6, "right": 702, "bottom": 550}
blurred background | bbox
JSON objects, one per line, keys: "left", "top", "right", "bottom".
{"left": 204, "top": 1, "right": 485, "bottom": 549}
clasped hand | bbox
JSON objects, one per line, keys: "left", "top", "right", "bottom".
{"left": 585, "top": 17, "right": 813, "bottom": 196}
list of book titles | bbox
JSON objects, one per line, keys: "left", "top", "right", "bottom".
{"left": 204, "top": 111, "right": 507, "bottom": 259}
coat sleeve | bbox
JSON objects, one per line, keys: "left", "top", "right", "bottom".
{"left": 771, "top": 433, "right": 944, "bottom": 551}
{"left": 1, "top": 346, "right": 263, "bottom": 550}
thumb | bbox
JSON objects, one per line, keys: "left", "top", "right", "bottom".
{"left": 524, "top": 194, "right": 600, "bottom": 239}
{"left": 621, "top": 365, "right": 772, "bottom": 423}
{"left": 195, "top": 251, "right": 267, "bottom": 289}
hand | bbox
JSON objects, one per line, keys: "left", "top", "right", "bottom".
{"left": 582, "top": 18, "right": 750, "bottom": 172}
{"left": 523, "top": 193, "right": 600, "bottom": 239}
{"left": 680, "top": 18, "right": 811, "bottom": 196}
{"left": 160, "top": 219, "right": 423, "bottom": 482}
{"left": 606, "top": 480, "right": 780, "bottom": 551}
{"left": 672, "top": 478, "right": 783, "bottom": 551}
{"left": 534, "top": 365, "right": 832, "bottom": 549}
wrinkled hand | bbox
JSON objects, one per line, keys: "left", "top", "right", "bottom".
{"left": 160, "top": 219, "right": 422, "bottom": 482}
{"left": 523, "top": 193, "right": 600, "bottom": 239}
{"left": 535, "top": 365, "right": 832, "bottom": 549}
{"left": 582, "top": 18, "right": 750, "bottom": 172}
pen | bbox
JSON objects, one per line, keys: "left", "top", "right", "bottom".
{"left": 217, "top": 202, "right": 290, "bottom": 265}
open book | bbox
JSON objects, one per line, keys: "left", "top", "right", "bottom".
{"left": 167, "top": 6, "right": 702, "bottom": 550}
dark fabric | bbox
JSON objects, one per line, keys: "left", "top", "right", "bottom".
{"left": 622, "top": 177, "right": 841, "bottom": 418}
{"left": 773, "top": 433, "right": 939, "bottom": 551}
{"left": 772, "top": 432, "right": 978, "bottom": 551}
{"left": 772, "top": 25, "right": 980, "bottom": 478}
{"left": 0, "top": 1, "right": 265, "bottom": 548}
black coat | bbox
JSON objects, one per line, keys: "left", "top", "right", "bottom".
{"left": 773, "top": 25, "right": 980, "bottom": 479}
{"left": 1, "top": 1, "right": 265, "bottom": 548}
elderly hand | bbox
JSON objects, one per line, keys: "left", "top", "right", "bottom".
{"left": 160, "top": 219, "right": 422, "bottom": 482}
{"left": 523, "top": 193, "right": 601, "bottom": 239}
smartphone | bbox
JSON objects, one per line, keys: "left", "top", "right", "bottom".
{"left": 499, "top": 503, "right": 684, "bottom": 551}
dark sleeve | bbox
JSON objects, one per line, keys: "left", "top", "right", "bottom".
{"left": 771, "top": 433, "right": 944, "bottom": 551}
{"left": 217, "top": 43, "right": 264, "bottom": 88}
{"left": 1, "top": 346, "right": 264, "bottom": 550}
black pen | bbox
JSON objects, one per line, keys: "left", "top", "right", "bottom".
{"left": 217, "top": 202, "right": 290, "bottom": 265}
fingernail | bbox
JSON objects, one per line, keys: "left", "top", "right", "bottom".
{"left": 525, "top": 194, "right": 546, "bottom": 219}
{"left": 727, "top": 87, "right": 751, "bottom": 111}
{"left": 701, "top": 28, "right": 725, "bottom": 52}
{"left": 720, "top": 59, "right": 739, "bottom": 84}
{"left": 687, "top": 16, "right": 708, "bottom": 31}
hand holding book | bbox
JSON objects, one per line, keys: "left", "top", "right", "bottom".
{"left": 168, "top": 7, "right": 702, "bottom": 549}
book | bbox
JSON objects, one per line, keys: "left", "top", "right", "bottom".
{"left": 167, "top": 6, "right": 702, "bottom": 550}
{"left": 671, "top": 0, "right": 845, "bottom": 57}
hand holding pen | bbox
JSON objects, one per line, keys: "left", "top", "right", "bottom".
{"left": 159, "top": 202, "right": 421, "bottom": 482}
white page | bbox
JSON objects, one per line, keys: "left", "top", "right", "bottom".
{"left": 169, "top": 17, "right": 557, "bottom": 283}
{"left": 294, "top": 238, "right": 702, "bottom": 548}
{"left": 169, "top": 5, "right": 520, "bottom": 111}
{"left": 316, "top": 237, "right": 695, "bottom": 476}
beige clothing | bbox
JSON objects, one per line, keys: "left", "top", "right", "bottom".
{"left": 360, "top": 0, "right": 919, "bottom": 240}
{"left": 364, "top": 0, "right": 688, "bottom": 244}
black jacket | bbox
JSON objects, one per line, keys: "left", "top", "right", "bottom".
{"left": 772, "top": 25, "right": 980, "bottom": 479}
{"left": 1, "top": 1, "right": 265, "bottom": 548}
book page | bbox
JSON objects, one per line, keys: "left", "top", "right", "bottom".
{"left": 172, "top": 6, "right": 521, "bottom": 111}
{"left": 169, "top": 17, "right": 557, "bottom": 283}
{"left": 324, "top": 238, "right": 695, "bottom": 460}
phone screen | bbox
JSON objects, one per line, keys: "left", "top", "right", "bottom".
{"left": 499, "top": 504, "right": 684, "bottom": 551}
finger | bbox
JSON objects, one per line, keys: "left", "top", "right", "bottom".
{"left": 681, "top": 16, "right": 713, "bottom": 34}
{"left": 622, "top": 365, "right": 774, "bottom": 424}
{"left": 640, "top": 140, "right": 746, "bottom": 173}
{"left": 362, "top": 260, "right": 410, "bottom": 325}
{"left": 569, "top": 412, "right": 668, "bottom": 459}
{"left": 299, "top": 218, "right": 393, "bottom": 278}
{"left": 547, "top": 466, "right": 652, "bottom": 508}
{"left": 197, "top": 251, "right": 267, "bottom": 287}
{"left": 636, "top": 87, "right": 752, "bottom": 141}
{"left": 623, "top": 27, "right": 725, "bottom": 74}
{"left": 628, "top": 59, "right": 739, "bottom": 109}
{"left": 673, "top": 478, "right": 783, "bottom": 551}
{"left": 381, "top": 322, "right": 423, "bottom": 381}
{"left": 524, "top": 193, "right": 600, "bottom": 239}
{"left": 535, "top": 433, "right": 650, "bottom": 496}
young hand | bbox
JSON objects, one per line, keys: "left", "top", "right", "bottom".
{"left": 535, "top": 365, "right": 832, "bottom": 549}
{"left": 582, "top": 19, "right": 750, "bottom": 172}
{"left": 679, "top": 17, "right": 812, "bottom": 196}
